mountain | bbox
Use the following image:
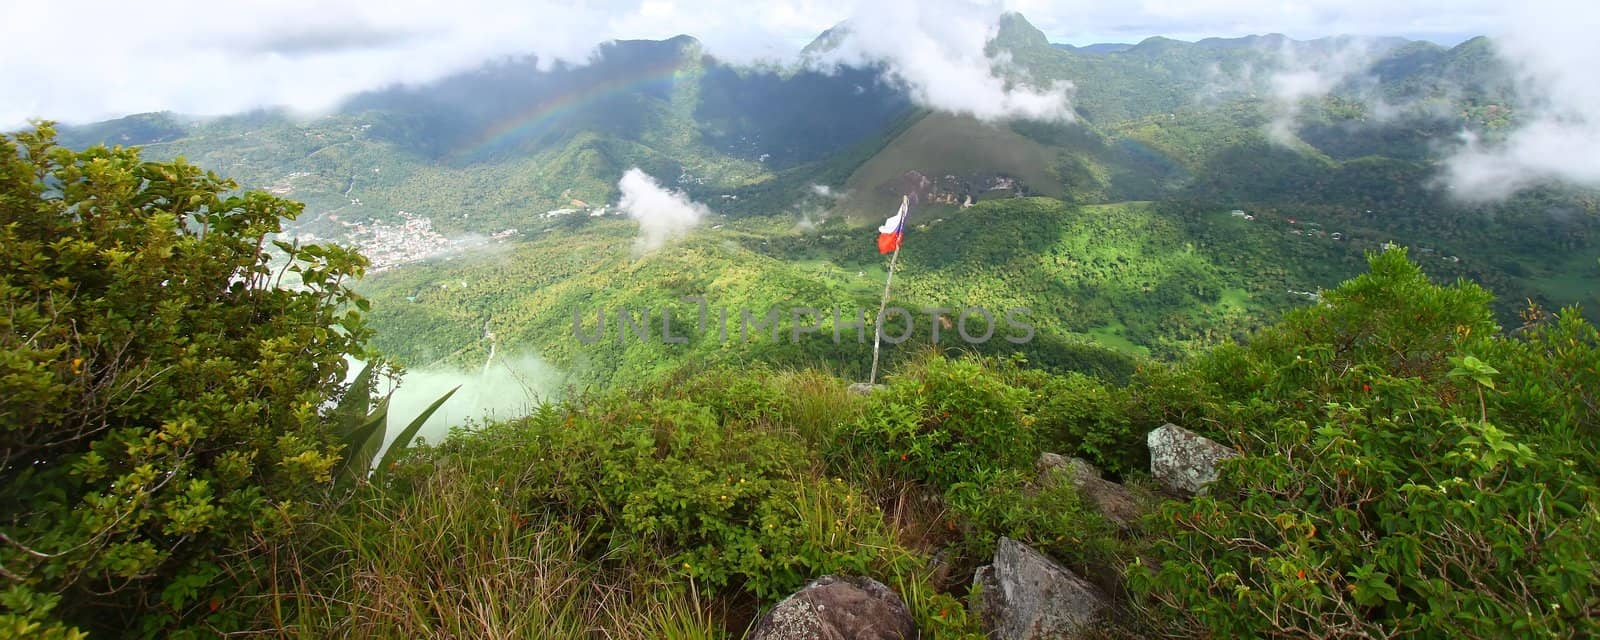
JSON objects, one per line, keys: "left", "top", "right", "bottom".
{"left": 1052, "top": 43, "right": 1135, "bottom": 54}
{"left": 59, "top": 35, "right": 913, "bottom": 237}
{"left": 51, "top": 12, "right": 1600, "bottom": 388}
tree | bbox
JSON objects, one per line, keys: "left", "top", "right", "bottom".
{"left": 0, "top": 124, "right": 373, "bottom": 636}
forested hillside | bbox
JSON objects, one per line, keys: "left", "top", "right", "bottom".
{"left": 53, "top": 15, "right": 1600, "bottom": 391}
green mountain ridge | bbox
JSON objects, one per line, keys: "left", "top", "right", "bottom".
{"left": 47, "top": 12, "right": 1600, "bottom": 390}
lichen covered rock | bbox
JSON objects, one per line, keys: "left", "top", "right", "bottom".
{"left": 747, "top": 575, "right": 915, "bottom": 640}
{"left": 1147, "top": 423, "right": 1237, "bottom": 497}
{"left": 973, "top": 537, "right": 1108, "bottom": 640}
{"left": 1036, "top": 453, "right": 1147, "bottom": 529}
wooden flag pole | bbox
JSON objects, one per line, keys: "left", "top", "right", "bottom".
{"left": 868, "top": 197, "right": 909, "bottom": 386}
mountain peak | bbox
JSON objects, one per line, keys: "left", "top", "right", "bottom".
{"left": 993, "top": 11, "right": 1050, "bottom": 51}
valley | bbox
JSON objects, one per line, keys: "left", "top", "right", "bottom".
{"left": 58, "top": 20, "right": 1596, "bottom": 380}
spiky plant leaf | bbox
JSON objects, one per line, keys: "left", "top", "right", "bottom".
{"left": 372, "top": 385, "right": 460, "bottom": 482}
{"left": 334, "top": 397, "right": 389, "bottom": 488}
{"left": 333, "top": 361, "right": 379, "bottom": 440}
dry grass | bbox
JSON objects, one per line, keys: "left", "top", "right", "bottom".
{"left": 264, "top": 466, "right": 730, "bottom": 639}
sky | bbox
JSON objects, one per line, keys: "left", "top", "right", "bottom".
{"left": 0, "top": 0, "right": 1536, "bottom": 127}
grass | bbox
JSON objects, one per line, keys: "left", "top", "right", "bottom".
{"left": 267, "top": 349, "right": 1139, "bottom": 638}
{"left": 1087, "top": 321, "right": 1150, "bottom": 356}
{"left": 272, "top": 474, "right": 729, "bottom": 639}
{"left": 1528, "top": 252, "right": 1600, "bottom": 314}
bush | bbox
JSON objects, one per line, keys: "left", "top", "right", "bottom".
{"left": 1030, "top": 372, "right": 1143, "bottom": 478}
{"left": 0, "top": 125, "right": 373, "bottom": 635}
{"left": 399, "top": 378, "right": 921, "bottom": 602}
{"left": 841, "top": 356, "right": 1038, "bottom": 490}
{"left": 273, "top": 456, "right": 729, "bottom": 638}
{"left": 946, "top": 468, "right": 1121, "bottom": 578}
{"left": 1129, "top": 251, "right": 1600, "bottom": 638}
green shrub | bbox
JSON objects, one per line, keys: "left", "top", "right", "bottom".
{"left": 406, "top": 380, "right": 920, "bottom": 601}
{"left": 1129, "top": 251, "right": 1600, "bottom": 638}
{"left": 890, "top": 571, "right": 986, "bottom": 640}
{"left": 946, "top": 468, "right": 1121, "bottom": 577}
{"left": 0, "top": 125, "right": 371, "bottom": 635}
{"left": 1030, "top": 373, "right": 1143, "bottom": 478}
{"left": 271, "top": 454, "right": 735, "bottom": 639}
{"left": 841, "top": 356, "right": 1037, "bottom": 490}
{"left": 1480, "top": 304, "right": 1600, "bottom": 455}
{"left": 0, "top": 586, "right": 87, "bottom": 640}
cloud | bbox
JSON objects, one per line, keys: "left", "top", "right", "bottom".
{"left": 1, "top": 1, "right": 631, "bottom": 126}
{"left": 1010, "top": 0, "right": 1504, "bottom": 46}
{"left": 1195, "top": 60, "right": 1257, "bottom": 105}
{"left": 1442, "top": 1, "right": 1600, "bottom": 200}
{"left": 1260, "top": 39, "right": 1382, "bottom": 146}
{"left": 805, "top": 0, "right": 1073, "bottom": 122}
{"left": 617, "top": 168, "right": 711, "bottom": 252}
{"left": 231, "top": 26, "right": 435, "bottom": 57}
{"left": 0, "top": 0, "right": 1586, "bottom": 157}
{"left": 380, "top": 353, "right": 562, "bottom": 452}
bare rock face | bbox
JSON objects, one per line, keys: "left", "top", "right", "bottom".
{"left": 747, "top": 575, "right": 916, "bottom": 640}
{"left": 1036, "top": 453, "right": 1147, "bottom": 530}
{"left": 973, "top": 537, "right": 1109, "bottom": 640}
{"left": 1147, "top": 423, "right": 1237, "bottom": 497}
{"left": 847, "top": 382, "right": 886, "bottom": 395}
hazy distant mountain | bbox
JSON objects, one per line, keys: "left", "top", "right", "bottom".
{"left": 56, "top": 33, "right": 914, "bottom": 235}
{"left": 51, "top": 11, "right": 1540, "bottom": 238}
{"left": 1052, "top": 43, "right": 1134, "bottom": 54}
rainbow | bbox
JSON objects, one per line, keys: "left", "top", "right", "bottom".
{"left": 450, "top": 57, "right": 689, "bottom": 160}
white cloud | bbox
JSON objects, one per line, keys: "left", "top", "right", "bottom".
{"left": 805, "top": 0, "right": 1074, "bottom": 122}
{"left": 0, "top": 0, "right": 1529, "bottom": 128}
{"left": 1442, "top": 0, "right": 1600, "bottom": 200}
{"left": 1012, "top": 0, "right": 1504, "bottom": 46}
{"left": 1261, "top": 40, "right": 1381, "bottom": 146}
{"left": 5, "top": 0, "right": 1598, "bottom": 206}
{"left": 1, "top": 1, "right": 628, "bottom": 126}
{"left": 368, "top": 353, "right": 561, "bottom": 453}
{"left": 617, "top": 168, "right": 711, "bottom": 252}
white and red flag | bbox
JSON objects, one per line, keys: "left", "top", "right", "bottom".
{"left": 877, "top": 196, "right": 909, "bottom": 254}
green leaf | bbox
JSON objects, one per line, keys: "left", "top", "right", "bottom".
{"left": 333, "top": 397, "right": 388, "bottom": 488}
{"left": 333, "top": 361, "right": 377, "bottom": 439}
{"left": 371, "top": 385, "right": 459, "bottom": 483}
{"left": 1447, "top": 355, "right": 1499, "bottom": 390}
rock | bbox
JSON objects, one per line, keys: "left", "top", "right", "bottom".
{"left": 1036, "top": 453, "right": 1146, "bottom": 529}
{"left": 747, "top": 575, "right": 916, "bottom": 640}
{"left": 1147, "top": 423, "right": 1237, "bottom": 497}
{"left": 973, "top": 537, "right": 1108, "bottom": 640}
{"left": 847, "top": 382, "right": 886, "bottom": 395}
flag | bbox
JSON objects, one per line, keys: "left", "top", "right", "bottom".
{"left": 877, "top": 196, "right": 908, "bottom": 254}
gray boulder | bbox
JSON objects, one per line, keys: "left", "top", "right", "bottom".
{"left": 973, "top": 537, "right": 1108, "bottom": 640}
{"left": 847, "top": 382, "right": 886, "bottom": 395}
{"left": 1036, "top": 453, "right": 1146, "bottom": 530}
{"left": 747, "top": 575, "right": 915, "bottom": 640}
{"left": 1147, "top": 423, "right": 1237, "bottom": 497}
